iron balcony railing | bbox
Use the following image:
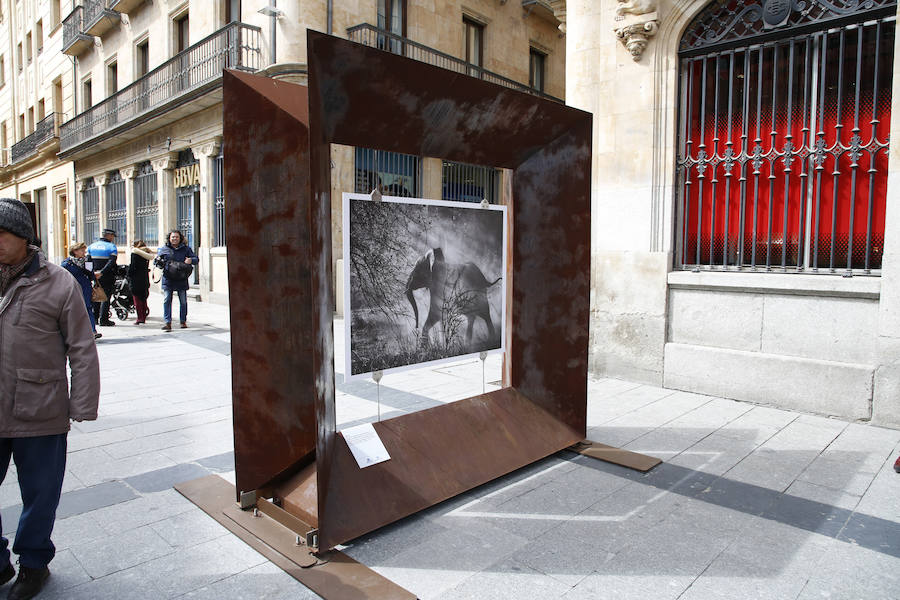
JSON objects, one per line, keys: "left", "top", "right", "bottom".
{"left": 60, "top": 22, "right": 261, "bottom": 152}
{"left": 62, "top": 6, "right": 87, "bottom": 53}
{"left": 83, "top": 0, "right": 115, "bottom": 30}
{"left": 11, "top": 113, "right": 59, "bottom": 164}
{"left": 346, "top": 23, "right": 563, "bottom": 103}
{"left": 83, "top": 0, "right": 122, "bottom": 37}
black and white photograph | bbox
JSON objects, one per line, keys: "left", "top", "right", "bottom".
{"left": 343, "top": 193, "right": 507, "bottom": 380}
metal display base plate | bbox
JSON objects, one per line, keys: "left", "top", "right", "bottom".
{"left": 569, "top": 440, "right": 663, "bottom": 472}
{"left": 175, "top": 475, "right": 416, "bottom": 600}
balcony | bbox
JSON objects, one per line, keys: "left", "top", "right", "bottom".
{"left": 60, "top": 22, "right": 262, "bottom": 156}
{"left": 346, "top": 23, "right": 563, "bottom": 103}
{"left": 522, "top": 0, "right": 563, "bottom": 26}
{"left": 11, "top": 113, "right": 60, "bottom": 165}
{"left": 62, "top": 6, "right": 93, "bottom": 56}
{"left": 83, "top": 0, "right": 120, "bottom": 37}
{"left": 109, "top": 0, "right": 144, "bottom": 14}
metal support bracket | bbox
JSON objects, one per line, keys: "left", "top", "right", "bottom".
{"left": 239, "top": 489, "right": 258, "bottom": 509}
{"left": 306, "top": 528, "right": 320, "bottom": 551}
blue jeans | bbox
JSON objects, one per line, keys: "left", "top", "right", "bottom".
{"left": 163, "top": 289, "right": 188, "bottom": 324}
{"left": 0, "top": 434, "right": 67, "bottom": 569}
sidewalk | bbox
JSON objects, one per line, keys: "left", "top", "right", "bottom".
{"left": 2, "top": 292, "right": 899, "bottom": 599}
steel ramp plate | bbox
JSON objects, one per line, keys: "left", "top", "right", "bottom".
{"left": 569, "top": 440, "right": 663, "bottom": 472}
{"left": 175, "top": 474, "right": 417, "bottom": 600}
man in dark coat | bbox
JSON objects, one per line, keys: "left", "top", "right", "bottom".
{"left": 0, "top": 198, "right": 100, "bottom": 600}
{"left": 156, "top": 230, "right": 197, "bottom": 331}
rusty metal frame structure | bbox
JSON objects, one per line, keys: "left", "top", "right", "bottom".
{"left": 223, "top": 31, "right": 592, "bottom": 551}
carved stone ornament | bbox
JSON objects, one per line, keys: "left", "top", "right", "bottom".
{"left": 150, "top": 153, "right": 178, "bottom": 172}
{"left": 615, "top": 19, "right": 659, "bottom": 62}
{"left": 615, "top": 0, "right": 657, "bottom": 19}
{"left": 195, "top": 136, "right": 223, "bottom": 158}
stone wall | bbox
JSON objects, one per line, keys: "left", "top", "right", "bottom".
{"left": 568, "top": 0, "right": 900, "bottom": 426}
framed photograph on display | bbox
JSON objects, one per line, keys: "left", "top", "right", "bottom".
{"left": 343, "top": 192, "right": 507, "bottom": 380}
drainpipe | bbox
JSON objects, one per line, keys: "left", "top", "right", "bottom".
{"left": 327, "top": 0, "right": 333, "bottom": 34}
{"left": 259, "top": 2, "right": 283, "bottom": 65}
{"left": 71, "top": 56, "right": 78, "bottom": 118}
{"left": 271, "top": 0, "right": 277, "bottom": 64}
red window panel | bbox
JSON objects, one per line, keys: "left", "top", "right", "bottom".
{"left": 677, "top": 18, "right": 893, "bottom": 273}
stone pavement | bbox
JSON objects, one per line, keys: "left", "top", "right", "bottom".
{"left": 2, "top": 293, "right": 899, "bottom": 599}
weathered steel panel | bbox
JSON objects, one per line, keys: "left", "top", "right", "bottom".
{"left": 317, "top": 387, "right": 584, "bottom": 547}
{"left": 223, "top": 70, "right": 318, "bottom": 497}
{"left": 226, "top": 30, "right": 593, "bottom": 551}
{"left": 306, "top": 31, "right": 592, "bottom": 550}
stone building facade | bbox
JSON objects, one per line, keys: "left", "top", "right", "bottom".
{"left": 568, "top": 0, "right": 900, "bottom": 427}
{"left": 0, "top": 0, "right": 77, "bottom": 263}
{"left": 51, "top": 0, "right": 565, "bottom": 307}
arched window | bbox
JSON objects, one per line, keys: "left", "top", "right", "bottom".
{"left": 676, "top": 0, "right": 896, "bottom": 274}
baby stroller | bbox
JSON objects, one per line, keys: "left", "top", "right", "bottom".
{"left": 110, "top": 264, "right": 135, "bottom": 321}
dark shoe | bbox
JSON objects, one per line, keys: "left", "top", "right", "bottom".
{"left": 0, "top": 563, "right": 14, "bottom": 586}
{"left": 93, "top": 332, "right": 103, "bottom": 340}
{"left": 7, "top": 566, "right": 49, "bottom": 600}
{"left": 161, "top": 323, "right": 172, "bottom": 331}
{"left": 98, "top": 320, "right": 116, "bottom": 327}
{"left": 894, "top": 454, "right": 900, "bottom": 473}
{"left": 180, "top": 322, "right": 188, "bottom": 329}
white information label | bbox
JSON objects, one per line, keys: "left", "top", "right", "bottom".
{"left": 341, "top": 423, "right": 391, "bottom": 468}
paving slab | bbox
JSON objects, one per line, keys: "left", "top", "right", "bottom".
{"left": 0, "top": 293, "right": 897, "bottom": 599}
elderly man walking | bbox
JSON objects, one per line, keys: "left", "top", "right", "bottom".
{"left": 0, "top": 198, "right": 99, "bottom": 600}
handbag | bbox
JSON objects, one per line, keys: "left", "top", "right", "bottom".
{"left": 164, "top": 259, "right": 194, "bottom": 281}
{"left": 91, "top": 284, "right": 108, "bottom": 303}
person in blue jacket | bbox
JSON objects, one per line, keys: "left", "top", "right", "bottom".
{"left": 60, "top": 242, "right": 101, "bottom": 339}
{"left": 87, "top": 229, "right": 118, "bottom": 326}
{"left": 157, "top": 230, "right": 197, "bottom": 331}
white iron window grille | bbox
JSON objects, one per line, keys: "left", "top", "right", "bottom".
{"left": 134, "top": 162, "right": 158, "bottom": 246}
{"left": 82, "top": 178, "right": 99, "bottom": 243}
{"left": 442, "top": 161, "right": 499, "bottom": 204}
{"left": 354, "top": 148, "right": 421, "bottom": 197}
{"left": 676, "top": 0, "right": 895, "bottom": 274}
{"left": 105, "top": 170, "right": 127, "bottom": 237}
{"left": 213, "top": 151, "right": 226, "bottom": 247}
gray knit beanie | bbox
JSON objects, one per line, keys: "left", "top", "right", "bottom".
{"left": 0, "top": 198, "right": 34, "bottom": 241}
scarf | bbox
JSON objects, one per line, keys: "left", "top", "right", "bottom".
{"left": 0, "top": 245, "right": 38, "bottom": 296}
{"left": 71, "top": 256, "right": 87, "bottom": 269}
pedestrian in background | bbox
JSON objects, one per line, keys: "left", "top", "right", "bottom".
{"left": 128, "top": 240, "right": 154, "bottom": 325}
{"left": 157, "top": 230, "right": 197, "bottom": 331}
{"left": 0, "top": 198, "right": 100, "bottom": 600}
{"left": 87, "top": 229, "right": 118, "bottom": 327}
{"left": 60, "top": 242, "right": 101, "bottom": 339}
